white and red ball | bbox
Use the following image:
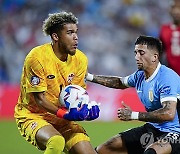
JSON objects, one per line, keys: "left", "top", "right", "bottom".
{"left": 59, "top": 85, "right": 89, "bottom": 111}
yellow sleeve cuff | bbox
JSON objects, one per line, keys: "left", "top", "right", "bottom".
{"left": 26, "top": 87, "right": 47, "bottom": 93}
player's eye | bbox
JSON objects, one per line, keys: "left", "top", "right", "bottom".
{"left": 140, "top": 51, "right": 145, "bottom": 55}
{"left": 67, "top": 30, "right": 75, "bottom": 35}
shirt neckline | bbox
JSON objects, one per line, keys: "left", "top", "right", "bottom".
{"left": 146, "top": 63, "right": 161, "bottom": 82}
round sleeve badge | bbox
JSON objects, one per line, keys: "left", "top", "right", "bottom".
{"left": 31, "top": 76, "right": 40, "bottom": 85}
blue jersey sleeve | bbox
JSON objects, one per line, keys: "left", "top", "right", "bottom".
{"left": 159, "top": 72, "right": 180, "bottom": 103}
{"left": 127, "top": 70, "right": 144, "bottom": 87}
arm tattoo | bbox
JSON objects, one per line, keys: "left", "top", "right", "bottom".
{"left": 92, "top": 75, "right": 126, "bottom": 89}
{"left": 139, "top": 101, "right": 176, "bottom": 123}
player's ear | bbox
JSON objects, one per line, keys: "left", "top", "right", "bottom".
{"left": 152, "top": 53, "right": 158, "bottom": 62}
{"left": 52, "top": 33, "right": 59, "bottom": 41}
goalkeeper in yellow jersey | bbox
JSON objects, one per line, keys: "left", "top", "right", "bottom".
{"left": 14, "top": 11, "right": 100, "bottom": 154}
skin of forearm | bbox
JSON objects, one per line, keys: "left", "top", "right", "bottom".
{"left": 92, "top": 75, "right": 126, "bottom": 89}
{"left": 34, "top": 92, "right": 59, "bottom": 115}
{"left": 139, "top": 102, "right": 176, "bottom": 123}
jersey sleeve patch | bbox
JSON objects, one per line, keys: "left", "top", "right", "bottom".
{"left": 31, "top": 76, "right": 40, "bottom": 85}
{"left": 161, "top": 86, "right": 171, "bottom": 95}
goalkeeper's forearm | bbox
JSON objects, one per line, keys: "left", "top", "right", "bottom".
{"left": 86, "top": 73, "right": 127, "bottom": 89}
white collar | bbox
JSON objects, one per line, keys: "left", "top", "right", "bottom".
{"left": 146, "top": 63, "right": 161, "bottom": 82}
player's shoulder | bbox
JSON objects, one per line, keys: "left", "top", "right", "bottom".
{"left": 159, "top": 65, "right": 179, "bottom": 80}
{"left": 128, "top": 69, "right": 144, "bottom": 82}
{"left": 75, "top": 49, "right": 87, "bottom": 57}
{"left": 27, "top": 43, "right": 50, "bottom": 57}
{"left": 75, "top": 49, "right": 87, "bottom": 60}
{"left": 160, "top": 65, "right": 176, "bottom": 74}
{"left": 26, "top": 43, "right": 51, "bottom": 59}
{"left": 157, "top": 65, "right": 180, "bottom": 91}
{"left": 134, "top": 69, "right": 144, "bottom": 77}
{"left": 28, "top": 43, "right": 50, "bottom": 56}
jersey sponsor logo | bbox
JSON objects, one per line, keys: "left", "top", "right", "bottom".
{"left": 148, "top": 90, "right": 154, "bottom": 102}
{"left": 67, "top": 73, "right": 74, "bottom": 83}
{"left": 161, "top": 86, "right": 171, "bottom": 94}
{"left": 47, "top": 75, "right": 55, "bottom": 79}
{"left": 31, "top": 76, "right": 40, "bottom": 85}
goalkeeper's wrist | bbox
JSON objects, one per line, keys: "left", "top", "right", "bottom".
{"left": 86, "top": 73, "right": 94, "bottom": 81}
{"left": 131, "top": 111, "right": 139, "bottom": 120}
{"left": 56, "top": 108, "right": 67, "bottom": 118}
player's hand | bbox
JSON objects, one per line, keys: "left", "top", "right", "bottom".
{"left": 86, "top": 101, "right": 100, "bottom": 121}
{"left": 117, "top": 101, "right": 132, "bottom": 121}
{"left": 57, "top": 104, "right": 89, "bottom": 121}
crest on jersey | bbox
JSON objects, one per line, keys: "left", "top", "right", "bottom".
{"left": 31, "top": 76, "right": 40, "bottom": 85}
{"left": 31, "top": 122, "right": 38, "bottom": 130}
{"left": 148, "top": 90, "right": 154, "bottom": 102}
{"left": 67, "top": 73, "right": 74, "bottom": 83}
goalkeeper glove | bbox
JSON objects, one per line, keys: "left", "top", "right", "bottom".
{"left": 56, "top": 104, "right": 89, "bottom": 121}
{"left": 86, "top": 101, "right": 100, "bottom": 121}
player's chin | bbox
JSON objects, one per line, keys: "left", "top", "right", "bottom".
{"left": 69, "top": 48, "right": 76, "bottom": 56}
{"left": 137, "top": 65, "right": 143, "bottom": 70}
{"left": 136, "top": 63, "right": 142, "bottom": 68}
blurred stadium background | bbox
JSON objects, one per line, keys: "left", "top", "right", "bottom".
{"left": 0, "top": 0, "right": 172, "bottom": 153}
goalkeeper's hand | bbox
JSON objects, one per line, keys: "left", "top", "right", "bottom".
{"left": 86, "top": 101, "right": 100, "bottom": 121}
{"left": 56, "top": 104, "right": 89, "bottom": 121}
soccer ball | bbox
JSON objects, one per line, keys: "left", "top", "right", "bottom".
{"left": 59, "top": 85, "right": 89, "bottom": 111}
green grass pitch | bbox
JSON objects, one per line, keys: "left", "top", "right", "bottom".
{"left": 0, "top": 120, "right": 144, "bottom": 154}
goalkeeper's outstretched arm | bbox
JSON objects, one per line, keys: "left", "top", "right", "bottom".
{"left": 86, "top": 73, "right": 128, "bottom": 89}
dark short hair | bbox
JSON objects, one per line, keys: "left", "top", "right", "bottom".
{"left": 135, "top": 35, "right": 162, "bottom": 57}
{"left": 42, "top": 11, "right": 78, "bottom": 36}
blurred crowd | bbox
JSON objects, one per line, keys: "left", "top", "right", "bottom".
{"left": 0, "top": 0, "right": 172, "bottom": 84}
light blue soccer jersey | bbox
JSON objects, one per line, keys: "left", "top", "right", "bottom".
{"left": 125, "top": 63, "right": 180, "bottom": 133}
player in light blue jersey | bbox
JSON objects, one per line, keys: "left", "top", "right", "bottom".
{"left": 86, "top": 35, "right": 180, "bottom": 154}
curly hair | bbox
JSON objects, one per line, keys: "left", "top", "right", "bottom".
{"left": 42, "top": 11, "right": 78, "bottom": 36}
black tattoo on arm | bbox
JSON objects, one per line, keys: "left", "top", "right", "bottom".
{"left": 92, "top": 75, "right": 127, "bottom": 89}
{"left": 139, "top": 101, "right": 177, "bottom": 123}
